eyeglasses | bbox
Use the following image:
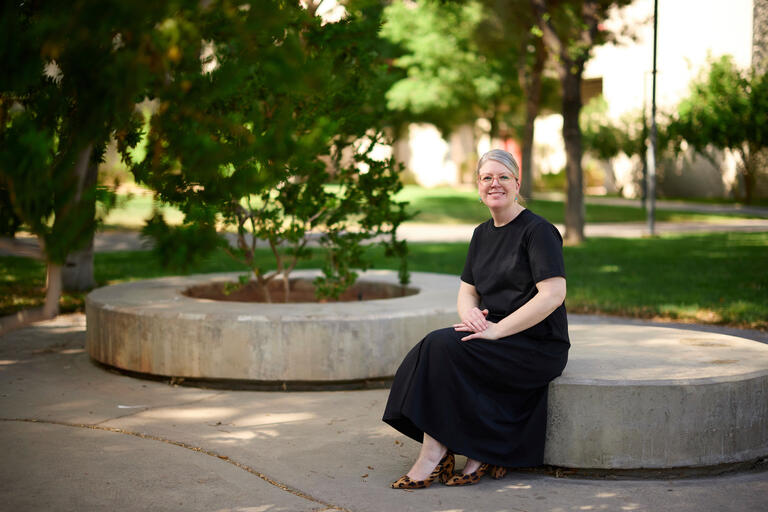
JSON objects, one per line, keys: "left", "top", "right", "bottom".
{"left": 478, "top": 174, "right": 518, "bottom": 186}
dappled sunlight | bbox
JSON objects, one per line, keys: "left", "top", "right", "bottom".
{"left": 497, "top": 483, "right": 661, "bottom": 511}
{"left": 205, "top": 429, "right": 281, "bottom": 445}
{"left": 212, "top": 506, "right": 278, "bottom": 512}
{"left": 142, "top": 407, "right": 239, "bottom": 421}
{"left": 206, "top": 430, "right": 258, "bottom": 440}
{"left": 550, "top": 507, "right": 623, "bottom": 512}
{"left": 58, "top": 348, "right": 85, "bottom": 355}
{"left": 46, "top": 400, "right": 104, "bottom": 411}
{"left": 233, "top": 411, "right": 316, "bottom": 427}
{"left": 497, "top": 482, "right": 532, "bottom": 491}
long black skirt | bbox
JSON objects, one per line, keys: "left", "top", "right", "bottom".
{"left": 382, "top": 327, "right": 568, "bottom": 468}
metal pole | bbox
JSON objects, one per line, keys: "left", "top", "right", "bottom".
{"left": 641, "top": 71, "right": 648, "bottom": 210}
{"left": 647, "top": 0, "right": 658, "bottom": 235}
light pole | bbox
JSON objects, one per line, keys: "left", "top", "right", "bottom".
{"left": 647, "top": 0, "right": 658, "bottom": 235}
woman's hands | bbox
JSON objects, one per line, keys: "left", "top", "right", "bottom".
{"left": 455, "top": 282, "right": 498, "bottom": 341}
{"left": 453, "top": 277, "right": 566, "bottom": 342}
{"left": 454, "top": 307, "right": 502, "bottom": 341}
{"left": 458, "top": 306, "right": 488, "bottom": 333}
{"left": 453, "top": 316, "right": 502, "bottom": 341}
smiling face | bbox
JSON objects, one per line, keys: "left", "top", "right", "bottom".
{"left": 477, "top": 160, "right": 520, "bottom": 211}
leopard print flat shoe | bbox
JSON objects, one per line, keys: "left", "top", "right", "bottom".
{"left": 444, "top": 463, "right": 507, "bottom": 486}
{"left": 391, "top": 452, "right": 455, "bottom": 489}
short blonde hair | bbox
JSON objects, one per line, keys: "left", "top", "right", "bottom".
{"left": 476, "top": 149, "right": 520, "bottom": 180}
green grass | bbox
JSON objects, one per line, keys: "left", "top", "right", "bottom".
{"left": 98, "top": 186, "right": 760, "bottom": 231}
{"left": 2, "top": 232, "right": 766, "bottom": 329}
{"left": 101, "top": 193, "right": 184, "bottom": 230}
{"left": 397, "top": 186, "right": 763, "bottom": 224}
{"left": 563, "top": 232, "right": 768, "bottom": 328}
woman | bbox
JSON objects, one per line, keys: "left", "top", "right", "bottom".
{"left": 383, "top": 149, "right": 569, "bottom": 489}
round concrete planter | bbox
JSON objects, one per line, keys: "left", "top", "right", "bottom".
{"left": 86, "top": 270, "right": 458, "bottom": 385}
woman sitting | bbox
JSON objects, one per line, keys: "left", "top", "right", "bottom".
{"left": 383, "top": 149, "right": 570, "bottom": 488}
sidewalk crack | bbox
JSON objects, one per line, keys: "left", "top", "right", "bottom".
{"left": 0, "top": 417, "right": 353, "bottom": 512}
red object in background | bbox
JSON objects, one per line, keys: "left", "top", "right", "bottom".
{"left": 503, "top": 138, "right": 523, "bottom": 171}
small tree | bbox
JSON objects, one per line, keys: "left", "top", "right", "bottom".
{"left": 667, "top": 55, "right": 768, "bottom": 203}
{"left": 135, "top": 1, "right": 410, "bottom": 302}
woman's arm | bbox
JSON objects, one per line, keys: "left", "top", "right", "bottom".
{"left": 456, "top": 280, "right": 489, "bottom": 333}
{"left": 456, "top": 276, "right": 566, "bottom": 342}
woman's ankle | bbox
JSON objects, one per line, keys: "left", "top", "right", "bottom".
{"left": 462, "top": 457, "right": 482, "bottom": 474}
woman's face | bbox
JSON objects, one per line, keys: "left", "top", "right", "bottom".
{"left": 478, "top": 160, "right": 519, "bottom": 210}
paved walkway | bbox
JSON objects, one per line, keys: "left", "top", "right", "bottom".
{"left": 1, "top": 314, "right": 767, "bottom": 512}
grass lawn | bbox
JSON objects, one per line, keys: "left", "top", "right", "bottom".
{"left": 2, "top": 232, "right": 766, "bottom": 330}
{"left": 396, "top": 186, "right": 764, "bottom": 224}
{"left": 100, "top": 186, "right": 760, "bottom": 230}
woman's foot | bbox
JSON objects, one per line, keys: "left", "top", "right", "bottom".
{"left": 391, "top": 432, "right": 455, "bottom": 489}
{"left": 444, "top": 458, "right": 507, "bottom": 486}
{"left": 444, "top": 461, "right": 488, "bottom": 486}
{"left": 406, "top": 449, "right": 448, "bottom": 481}
{"left": 459, "top": 457, "right": 483, "bottom": 476}
{"left": 391, "top": 452, "right": 455, "bottom": 489}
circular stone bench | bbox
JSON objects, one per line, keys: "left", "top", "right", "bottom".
{"left": 86, "top": 270, "right": 458, "bottom": 385}
{"left": 86, "top": 270, "right": 768, "bottom": 469}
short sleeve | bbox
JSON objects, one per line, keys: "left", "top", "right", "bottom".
{"left": 527, "top": 222, "right": 566, "bottom": 282}
{"left": 460, "top": 229, "right": 479, "bottom": 285}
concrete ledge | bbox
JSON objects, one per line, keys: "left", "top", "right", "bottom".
{"left": 545, "top": 322, "right": 768, "bottom": 469}
{"left": 86, "top": 271, "right": 768, "bottom": 469}
{"left": 86, "top": 270, "right": 459, "bottom": 382}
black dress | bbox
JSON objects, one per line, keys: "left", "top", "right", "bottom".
{"left": 382, "top": 209, "right": 569, "bottom": 467}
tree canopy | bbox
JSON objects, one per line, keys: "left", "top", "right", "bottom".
{"left": 381, "top": 0, "right": 522, "bottom": 134}
{"left": 0, "top": 0, "right": 174, "bottom": 332}
{"left": 0, "top": 0, "right": 411, "bottom": 335}
{"left": 131, "top": 1, "right": 410, "bottom": 301}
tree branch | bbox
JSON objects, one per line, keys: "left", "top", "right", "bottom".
{"left": 530, "top": 0, "right": 567, "bottom": 67}
{"left": 578, "top": 1, "right": 600, "bottom": 64}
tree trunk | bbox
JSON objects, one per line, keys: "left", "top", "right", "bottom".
{"left": 744, "top": 144, "right": 757, "bottom": 204}
{"left": 753, "top": 0, "right": 768, "bottom": 75}
{"left": 520, "top": 37, "right": 545, "bottom": 199}
{"left": 0, "top": 262, "right": 62, "bottom": 336}
{"left": 62, "top": 157, "right": 98, "bottom": 291}
{"left": 489, "top": 112, "right": 500, "bottom": 141}
{"left": 62, "top": 238, "right": 95, "bottom": 291}
{"left": 561, "top": 70, "right": 585, "bottom": 244}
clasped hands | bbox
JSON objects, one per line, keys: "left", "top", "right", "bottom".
{"left": 453, "top": 307, "right": 501, "bottom": 341}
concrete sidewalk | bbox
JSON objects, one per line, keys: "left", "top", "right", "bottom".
{"left": 1, "top": 314, "right": 766, "bottom": 512}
